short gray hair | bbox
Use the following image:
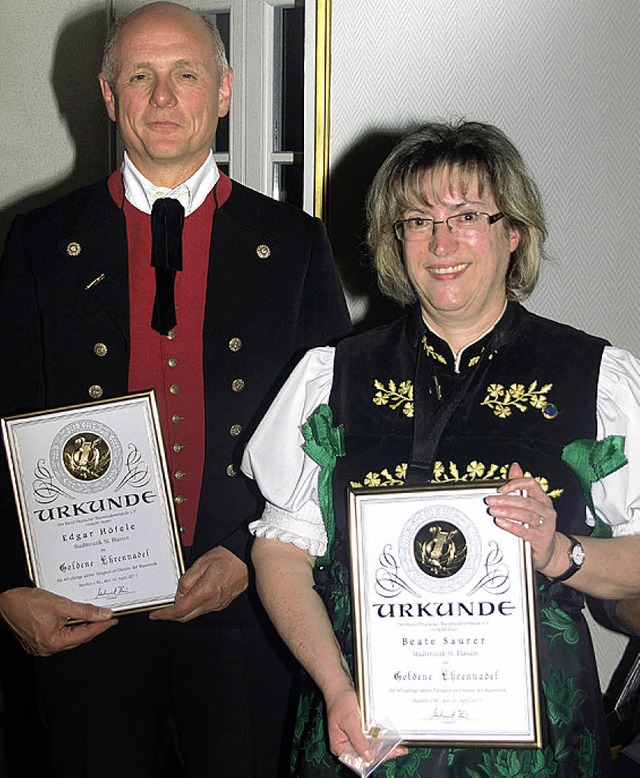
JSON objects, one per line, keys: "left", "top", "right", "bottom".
{"left": 366, "top": 121, "right": 547, "bottom": 306}
{"left": 101, "top": 4, "right": 229, "bottom": 89}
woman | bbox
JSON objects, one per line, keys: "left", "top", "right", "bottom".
{"left": 242, "top": 122, "right": 640, "bottom": 776}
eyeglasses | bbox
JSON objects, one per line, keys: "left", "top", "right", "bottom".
{"left": 393, "top": 211, "right": 504, "bottom": 242}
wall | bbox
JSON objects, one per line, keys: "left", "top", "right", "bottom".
{"left": 328, "top": 0, "right": 640, "bottom": 689}
{"left": 0, "top": 0, "right": 110, "bottom": 246}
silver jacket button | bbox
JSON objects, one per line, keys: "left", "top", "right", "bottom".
{"left": 256, "top": 244, "right": 271, "bottom": 259}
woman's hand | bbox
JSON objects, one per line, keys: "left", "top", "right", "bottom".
{"left": 326, "top": 686, "right": 373, "bottom": 761}
{"left": 325, "top": 685, "right": 408, "bottom": 765}
{"left": 485, "top": 462, "right": 559, "bottom": 572}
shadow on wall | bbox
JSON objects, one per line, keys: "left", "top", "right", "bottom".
{"left": 326, "top": 129, "right": 405, "bottom": 332}
{"left": 0, "top": 9, "right": 109, "bottom": 777}
{"left": 0, "top": 7, "right": 112, "bottom": 248}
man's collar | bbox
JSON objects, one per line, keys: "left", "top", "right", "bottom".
{"left": 121, "top": 151, "right": 220, "bottom": 216}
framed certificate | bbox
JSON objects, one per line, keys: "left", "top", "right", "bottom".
{"left": 2, "top": 392, "right": 185, "bottom": 614}
{"left": 349, "top": 483, "right": 541, "bottom": 748}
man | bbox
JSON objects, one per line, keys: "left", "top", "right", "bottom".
{"left": 0, "top": 3, "right": 350, "bottom": 776}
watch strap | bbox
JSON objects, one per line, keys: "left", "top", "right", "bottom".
{"left": 547, "top": 533, "right": 584, "bottom": 583}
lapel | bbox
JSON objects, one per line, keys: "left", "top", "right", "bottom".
{"left": 53, "top": 181, "right": 130, "bottom": 340}
{"left": 203, "top": 183, "right": 284, "bottom": 336}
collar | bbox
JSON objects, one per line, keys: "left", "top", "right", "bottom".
{"left": 420, "top": 301, "right": 521, "bottom": 373}
{"left": 121, "top": 151, "right": 220, "bottom": 216}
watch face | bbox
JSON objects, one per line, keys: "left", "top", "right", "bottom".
{"left": 571, "top": 542, "right": 586, "bottom": 566}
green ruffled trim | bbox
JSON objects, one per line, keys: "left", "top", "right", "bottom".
{"left": 301, "top": 404, "right": 345, "bottom": 566}
{"left": 561, "top": 435, "right": 627, "bottom": 538}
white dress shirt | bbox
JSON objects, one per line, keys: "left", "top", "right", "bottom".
{"left": 121, "top": 150, "right": 220, "bottom": 216}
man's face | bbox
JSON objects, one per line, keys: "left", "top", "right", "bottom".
{"left": 401, "top": 167, "right": 521, "bottom": 337}
{"left": 99, "top": 4, "right": 232, "bottom": 186}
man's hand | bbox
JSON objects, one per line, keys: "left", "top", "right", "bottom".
{"left": 0, "top": 587, "right": 116, "bottom": 656}
{"left": 149, "top": 545, "right": 248, "bottom": 622}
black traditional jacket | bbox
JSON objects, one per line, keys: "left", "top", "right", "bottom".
{"left": 0, "top": 177, "right": 351, "bottom": 623}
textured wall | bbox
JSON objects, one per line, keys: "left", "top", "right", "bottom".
{"left": 0, "top": 0, "right": 110, "bottom": 246}
{"left": 330, "top": 0, "right": 640, "bottom": 355}
{"left": 329, "top": 0, "right": 640, "bottom": 688}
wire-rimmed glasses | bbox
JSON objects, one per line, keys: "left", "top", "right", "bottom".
{"left": 393, "top": 212, "right": 504, "bottom": 241}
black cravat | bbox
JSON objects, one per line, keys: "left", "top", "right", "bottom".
{"left": 150, "top": 197, "right": 185, "bottom": 335}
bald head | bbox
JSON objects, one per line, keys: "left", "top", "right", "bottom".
{"left": 101, "top": 2, "right": 228, "bottom": 89}
{"left": 97, "top": 0, "right": 233, "bottom": 186}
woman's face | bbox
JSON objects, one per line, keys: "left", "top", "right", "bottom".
{"left": 401, "top": 167, "right": 521, "bottom": 340}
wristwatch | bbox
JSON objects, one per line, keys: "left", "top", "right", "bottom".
{"left": 548, "top": 533, "right": 586, "bottom": 582}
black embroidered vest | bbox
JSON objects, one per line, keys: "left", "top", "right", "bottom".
{"left": 328, "top": 303, "right": 608, "bottom": 565}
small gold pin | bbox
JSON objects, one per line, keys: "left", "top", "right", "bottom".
{"left": 67, "top": 241, "right": 81, "bottom": 257}
{"left": 256, "top": 244, "right": 271, "bottom": 259}
{"left": 85, "top": 273, "right": 106, "bottom": 290}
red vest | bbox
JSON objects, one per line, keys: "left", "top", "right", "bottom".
{"left": 107, "top": 170, "right": 232, "bottom": 547}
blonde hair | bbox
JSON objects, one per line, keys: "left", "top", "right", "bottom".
{"left": 366, "top": 121, "right": 547, "bottom": 306}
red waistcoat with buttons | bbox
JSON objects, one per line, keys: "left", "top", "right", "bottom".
{"left": 108, "top": 170, "right": 232, "bottom": 548}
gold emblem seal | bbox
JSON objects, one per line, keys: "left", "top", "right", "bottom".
{"left": 62, "top": 433, "right": 111, "bottom": 481}
{"left": 414, "top": 521, "right": 467, "bottom": 578}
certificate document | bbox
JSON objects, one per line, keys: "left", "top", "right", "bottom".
{"left": 2, "top": 392, "right": 184, "bottom": 614}
{"left": 349, "top": 484, "right": 541, "bottom": 747}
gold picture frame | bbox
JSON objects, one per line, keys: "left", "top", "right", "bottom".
{"left": 2, "top": 392, "right": 184, "bottom": 615}
{"left": 348, "top": 482, "right": 541, "bottom": 748}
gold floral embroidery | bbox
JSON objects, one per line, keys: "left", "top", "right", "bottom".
{"left": 469, "top": 351, "right": 496, "bottom": 368}
{"left": 481, "top": 381, "right": 554, "bottom": 418}
{"left": 372, "top": 380, "right": 414, "bottom": 417}
{"left": 352, "top": 459, "right": 563, "bottom": 498}
{"left": 533, "top": 476, "right": 563, "bottom": 499}
{"left": 422, "top": 336, "right": 447, "bottom": 365}
{"left": 432, "top": 460, "right": 503, "bottom": 482}
{"left": 351, "top": 463, "right": 407, "bottom": 489}
{"left": 432, "top": 460, "right": 563, "bottom": 497}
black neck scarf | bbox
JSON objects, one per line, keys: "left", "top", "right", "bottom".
{"left": 150, "top": 197, "right": 185, "bottom": 335}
